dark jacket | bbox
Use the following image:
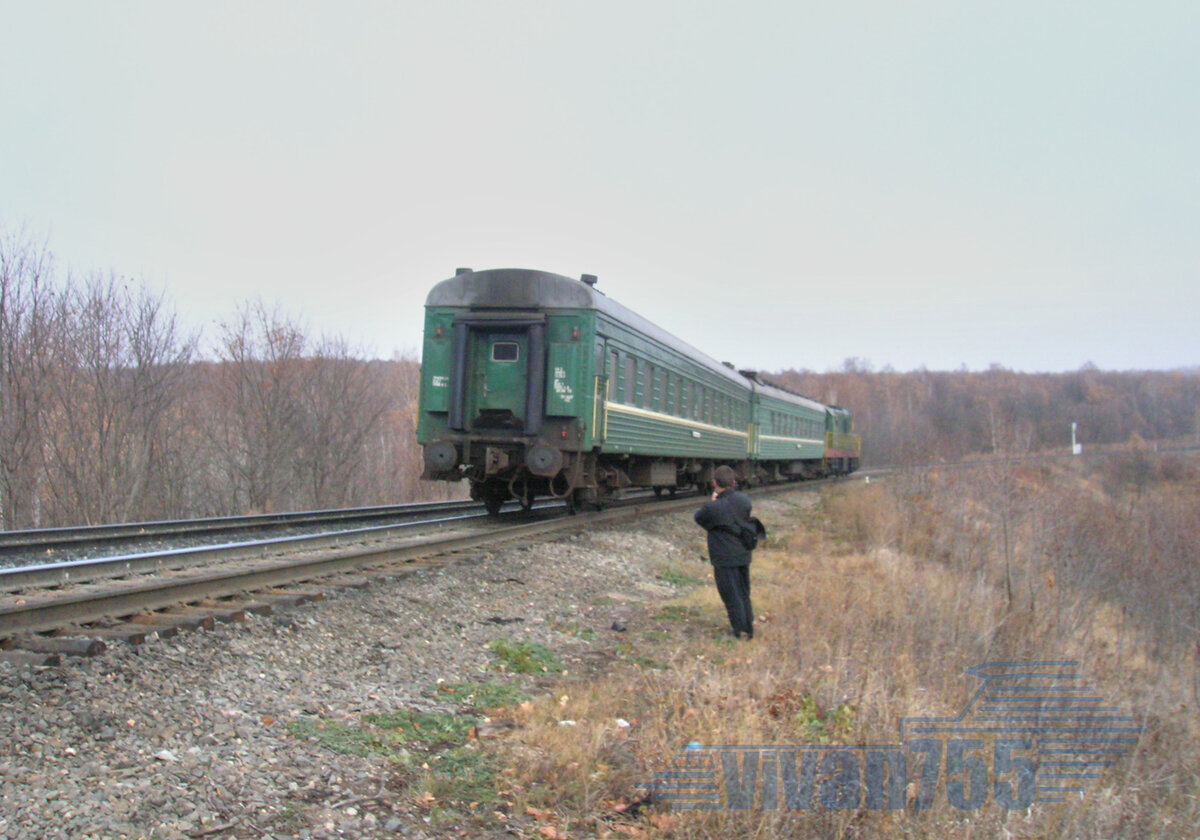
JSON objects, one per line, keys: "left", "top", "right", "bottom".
{"left": 694, "top": 488, "right": 753, "bottom": 567}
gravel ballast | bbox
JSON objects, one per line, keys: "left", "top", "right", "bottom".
{"left": 0, "top": 498, "right": 801, "bottom": 840}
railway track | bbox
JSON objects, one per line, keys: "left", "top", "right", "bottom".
{"left": 0, "top": 498, "right": 515, "bottom": 568}
{"left": 0, "top": 479, "right": 843, "bottom": 667}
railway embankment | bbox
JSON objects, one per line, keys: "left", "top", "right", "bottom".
{"left": 3, "top": 456, "right": 1196, "bottom": 839}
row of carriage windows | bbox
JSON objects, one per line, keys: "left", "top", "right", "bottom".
{"left": 606, "top": 349, "right": 744, "bottom": 429}
{"left": 598, "top": 347, "right": 826, "bottom": 439}
{"left": 768, "top": 410, "right": 825, "bottom": 440}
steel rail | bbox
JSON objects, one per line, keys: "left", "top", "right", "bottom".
{"left": 0, "top": 498, "right": 486, "bottom": 556}
{"left": 0, "top": 501, "right": 564, "bottom": 593}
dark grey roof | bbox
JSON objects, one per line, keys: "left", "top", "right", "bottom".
{"left": 426, "top": 268, "right": 750, "bottom": 389}
{"left": 426, "top": 269, "right": 597, "bottom": 310}
{"left": 752, "top": 379, "right": 828, "bottom": 414}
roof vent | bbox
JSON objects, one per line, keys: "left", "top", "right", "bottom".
{"left": 739, "top": 369, "right": 759, "bottom": 381}
{"left": 580, "top": 274, "right": 598, "bottom": 287}
{"left": 455, "top": 267, "right": 472, "bottom": 276}
{"left": 722, "top": 361, "right": 735, "bottom": 369}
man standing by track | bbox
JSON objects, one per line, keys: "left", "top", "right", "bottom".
{"left": 694, "top": 465, "right": 755, "bottom": 640}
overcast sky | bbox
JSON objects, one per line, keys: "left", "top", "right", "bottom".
{"left": 2, "top": 2, "right": 1197, "bottom": 373}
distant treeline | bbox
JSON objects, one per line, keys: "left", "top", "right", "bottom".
{"left": 769, "top": 362, "right": 1200, "bottom": 466}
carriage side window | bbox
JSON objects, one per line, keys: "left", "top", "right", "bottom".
{"left": 642, "top": 363, "right": 652, "bottom": 409}
{"left": 625, "top": 356, "right": 636, "bottom": 405}
{"left": 656, "top": 369, "right": 666, "bottom": 412}
{"left": 492, "top": 342, "right": 519, "bottom": 362}
{"left": 609, "top": 350, "right": 619, "bottom": 400}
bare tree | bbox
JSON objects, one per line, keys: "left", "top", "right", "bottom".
{"left": 293, "top": 336, "right": 395, "bottom": 509}
{"left": 208, "top": 301, "right": 308, "bottom": 513}
{"left": 40, "top": 274, "right": 196, "bottom": 525}
{"left": 0, "top": 229, "right": 55, "bottom": 529}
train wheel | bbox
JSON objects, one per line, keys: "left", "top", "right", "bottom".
{"left": 483, "top": 495, "right": 504, "bottom": 516}
{"left": 653, "top": 486, "right": 664, "bottom": 498}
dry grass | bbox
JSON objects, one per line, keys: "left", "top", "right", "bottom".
{"left": 472, "top": 459, "right": 1200, "bottom": 839}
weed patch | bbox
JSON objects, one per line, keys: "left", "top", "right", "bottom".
{"left": 488, "top": 638, "right": 563, "bottom": 673}
{"left": 657, "top": 603, "right": 703, "bottom": 621}
{"left": 657, "top": 569, "right": 704, "bottom": 587}
{"left": 287, "top": 716, "right": 409, "bottom": 762}
{"left": 436, "top": 679, "right": 531, "bottom": 710}
{"left": 289, "top": 706, "right": 501, "bottom": 819}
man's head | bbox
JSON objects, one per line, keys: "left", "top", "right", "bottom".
{"left": 713, "top": 465, "right": 737, "bottom": 489}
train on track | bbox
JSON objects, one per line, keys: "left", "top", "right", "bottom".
{"left": 416, "top": 268, "right": 861, "bottom": 514}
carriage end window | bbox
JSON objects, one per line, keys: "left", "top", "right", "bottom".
{"left": 492, "top": 342, "right": 519, "bottom": 362}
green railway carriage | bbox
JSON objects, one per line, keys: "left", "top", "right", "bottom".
{"left": 744, "top": 376, "right": 831, "bottom": 480}
{"left": 417, "top": 268, "right": 858, "bottom": 513}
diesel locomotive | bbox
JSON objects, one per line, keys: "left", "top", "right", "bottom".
{"left": 416, "top": 268, "right": 860, "bottom": 513}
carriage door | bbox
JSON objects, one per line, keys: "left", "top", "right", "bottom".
{"left": 468, "top": 330, "right": 529, "bottom": 430}
{"left": 591, "top": 339, "right": 612, "bottom": 444}
{"left": 448, "top": 313, "right": 546, "bottom": 435}
{"left": 748, "top": 383, "right": 763, "bottom": 459}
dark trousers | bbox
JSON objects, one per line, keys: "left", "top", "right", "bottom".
{"left": 713, "top": 564, "right": 753, "bottom": 638}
